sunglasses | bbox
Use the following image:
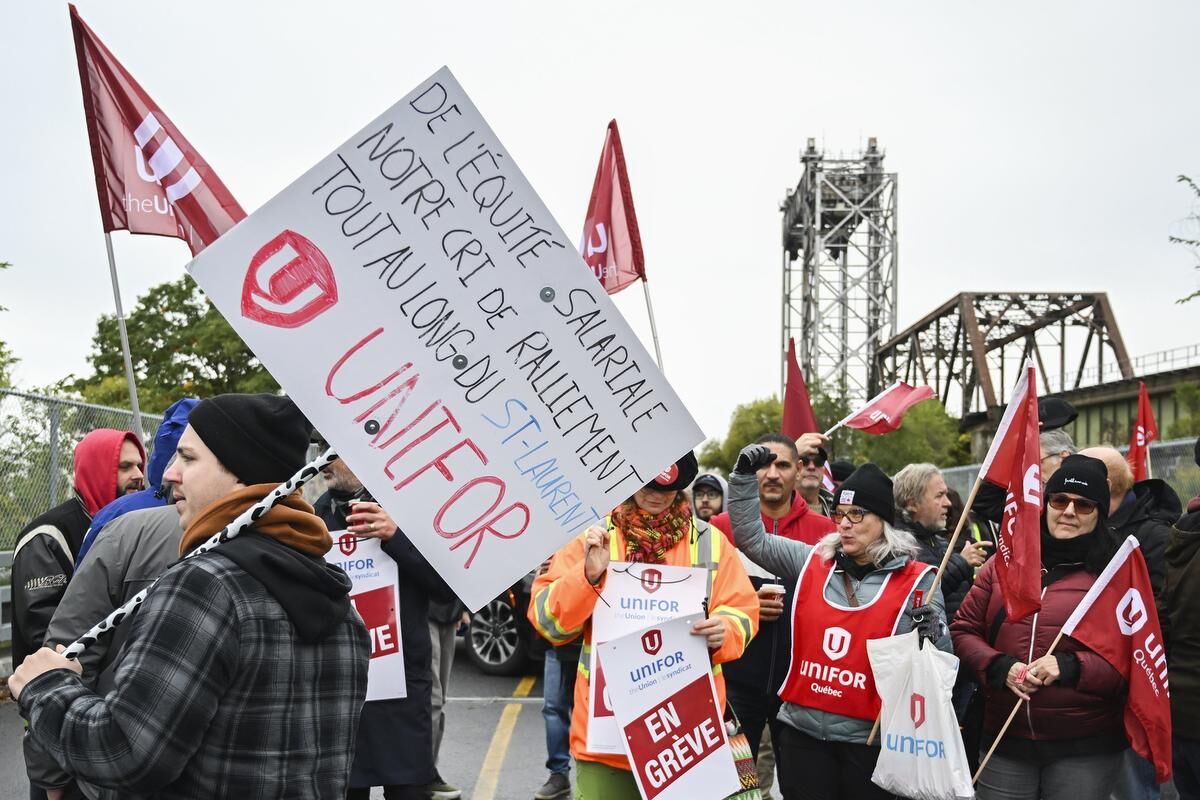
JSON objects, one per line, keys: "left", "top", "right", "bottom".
{"left": 831, "top": 507, "right": 869, "bottom": 524}
{"left": 1047, "top": 493, "right": 1099, "bottom": 515}
{"left": 799, "top": 456, "right": 827, "bottom": 468}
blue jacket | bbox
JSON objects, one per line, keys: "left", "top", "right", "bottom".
{"left": 76, "top": 398, "right": 197, "bottom": 562}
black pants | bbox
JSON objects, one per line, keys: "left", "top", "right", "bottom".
{"left": 726, "top": 684, "right": 783, "bottom": 764}
{"left": 776, "top": 724, "right": 895, "bottom": 800}
{"left": 346, "top": 786, "right": 428, "bottom": 800}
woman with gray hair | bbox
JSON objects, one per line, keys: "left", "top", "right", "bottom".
{"left": 729, "top": 443, "right": 951, "bottom": 800}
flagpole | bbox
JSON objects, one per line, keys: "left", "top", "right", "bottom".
{"left": 641, "top": 277, "right": 664, "bottom": 371}
{"left": 103, "top": 233, "right": 146, "bottom": 443}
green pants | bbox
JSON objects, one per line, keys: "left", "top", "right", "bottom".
{"left": 576, "top": 760, "right": 642, "bottom": 800}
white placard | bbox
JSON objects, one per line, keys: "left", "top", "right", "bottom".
{"left": 598, "top": 615, "right": 740, "bottom": 800}
{"left": 587, "top": 562, "right": 707, "bottom": 753}
{"left": 186, "top": 67, "right": 704, "bottom": 610}
{"left": 325, "top": 533, "right": 407, "bottom": 701}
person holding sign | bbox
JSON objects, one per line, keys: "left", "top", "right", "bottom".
{"left": 529, "top": 451, "right": 758, "bottom": 800}
{"left": 315, "top": 452, "right": 458, "bottom": 800}
{"left": 11, "top": 394, "right": 370, "bottom": 798}
{"left": 728, "top": 440, "right": 950, "bottom": 800}
{"left": 952, "top": 455, "right": 1128, "bottom": 799}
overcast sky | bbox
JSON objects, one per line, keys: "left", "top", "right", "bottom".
{"left": 2, "top": 1, "right": 1197, "bottom": 443}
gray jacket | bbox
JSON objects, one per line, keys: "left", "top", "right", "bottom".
{"left": 30, "top": 504, "right": 183, "bottom": 793}
{"left": 728, "top": 472, "right": 951, "bottom": 744}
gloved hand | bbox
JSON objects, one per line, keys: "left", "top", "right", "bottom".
{"left": 734, "top": 444, "right": 777, "bottom": 476}
{"left": 910, "top": 602, "right": 944, "bottom": 646}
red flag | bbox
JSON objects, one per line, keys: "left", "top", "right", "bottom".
{"left": 1061, "top": 536, "right": 1172, "bottom": 782}
{"left": 70, "top": 5, "right": 245, "bottom": 256}
{"left": 783, "top": 338, "right": 820, "bottom": 439}
{"left": 978, "top": 361, "right": 1043, "bottom": 621}
{"left": 835, "top": 382, "right": 935, "bottom": 435}
{"left": 1127, "top": 382, "right": 1158, "bottom": 482}
{"left": 579, "top": 120, "right": 645, "bottom": 295}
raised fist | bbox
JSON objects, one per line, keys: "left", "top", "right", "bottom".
{"left": 734, "top": 444, "right": 777, "bottom": 476}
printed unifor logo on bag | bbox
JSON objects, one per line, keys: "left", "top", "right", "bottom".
{"left": 909, "top": 693, "right": 926, "bottom": 729}
{"left": 641, "top": 629, "right": 663, "bottom": 656}
{"left": 241, "top": 229, "right": 338, "bottom": 328}
{"left": 338, "top": 533, "right": 358, "bottom": 556}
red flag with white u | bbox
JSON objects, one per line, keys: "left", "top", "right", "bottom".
{"left": 978, "top": 361, "right": 1042, "bottom": 621}
{"left": 833, "top": 381, "right": 934, "bottom": 435}
{"left": 579, "top": 120, "right": 645, "bottom": 295}
{"left": 1127, "top": 382, "right": 1158, "bottom": 482}
{"left": 1061, "top": 536, "right": 1172, "bottom": 782}
{"left": 70, "top": 4, "right": 245, "bottom": 255}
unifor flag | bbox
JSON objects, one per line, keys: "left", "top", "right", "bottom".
{"left": 1061, "top": 536, "right": 1172, "bottom": 782}
{"left": 70, "top": 4, "right": 245, "bottom": 255}
{"left": 1127, "top": 382, "right": 1158, "bottom": 482}
{"left": 782, "top": 338, "right": 820, "bottom": 439}
{"left": 579, "top": 120, "right": 645, "bottom": 295}
{"left": 977, "top": 360, "right": 1042, "bottom": 621}
{"left": 836, "top": 381, "right": 934, "bottom": 435}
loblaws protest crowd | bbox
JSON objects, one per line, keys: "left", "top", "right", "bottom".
{"left": 5, "top": 390, "right": 1199, "bottom": 800}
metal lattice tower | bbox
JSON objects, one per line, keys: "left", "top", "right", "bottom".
{"left": 780, "top": 138, "right": 898, "bottom": 401}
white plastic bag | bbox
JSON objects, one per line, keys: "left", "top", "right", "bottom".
{"left": 867, "top": 630, "right": 974, "bottom": 800}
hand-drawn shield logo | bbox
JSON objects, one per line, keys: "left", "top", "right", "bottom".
{"left": 338, "top": 533, "right": 358, "bottom": 557}
{"left": 242, "top": 229, "right": 338, "bottom": 328}
{"left": 910, "top": 693, "right": 926, "bottom": 729}
{"left": 822, "top": 626, "right": 852, "bottom": 661}
{"left": 641, "top": 629, "right": 663, "bottom": 656}
{"left": 640, "top": 567, "right": 663, "bottom": 594}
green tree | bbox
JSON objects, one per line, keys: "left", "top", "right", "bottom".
{"left": 1169, "top": 384, "right": 1200, "bottom": 439}
{"left": 698, "top": 396, "right": 782, "bottom": 474}
{"left": 0, "top": 261, "right": 16, "bottom": 386}
{"left": 860, "top": 399, "right": 972, "bottom": 474}
{"left": 1171, "top": 175, "right": 1200, "bottom": 304}
{"left": 72, "top": 275, "right": 278, "bottom": 411}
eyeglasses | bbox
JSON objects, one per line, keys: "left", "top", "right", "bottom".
{"left": 799, "top": 456, "right": 827, "bottom": 468}
{"left": 1047, "top": 493, "right": 1099, "bottom": 515}
{"left": 693, "top": 488, "right": 722, "bottom": 500}
{"left": 831, "top": 507, "right": 869, "bottom": 524}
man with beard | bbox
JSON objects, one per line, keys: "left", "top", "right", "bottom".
{"left": 690, "top": 473, "right": 726, "bottom": 521}
{"left": 796, "top": 445, "right": 835, "bottom": 517}
{"left": 314, "top": 451, "right": 458, "bottom": 800}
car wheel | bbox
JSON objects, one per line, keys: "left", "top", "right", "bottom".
{"left": 467, "top": 595, "right": 529, "bottom": 676}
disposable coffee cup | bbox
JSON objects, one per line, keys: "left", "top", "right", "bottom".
{"left": 760, "top": 581, "right": 786, "bottom": 596}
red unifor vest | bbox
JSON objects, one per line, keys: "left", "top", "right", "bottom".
{"left": 778, "top": 548, "right": 931, "bottom": 720}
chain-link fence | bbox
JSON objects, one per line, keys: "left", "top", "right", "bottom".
{"left": 0, "top": 389, "right": 162, "bottom": 550}
{"left": 943, "top": 436, "right": 1200, "bottom": 506}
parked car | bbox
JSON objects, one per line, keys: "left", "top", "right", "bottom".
{"left": 464, "top": 570, "right": 543, "bottom": 675}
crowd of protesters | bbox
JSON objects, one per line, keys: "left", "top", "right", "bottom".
{"left": 5, "top": 391, "right": 1198, "bottom": 800}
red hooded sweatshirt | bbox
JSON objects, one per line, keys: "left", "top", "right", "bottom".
{"left": 74, "top": 428, "right": 145, "bottom": 516}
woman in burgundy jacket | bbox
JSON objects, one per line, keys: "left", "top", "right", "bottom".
{"left": 951, "top": 454, "right": 1127, "bottom": 800}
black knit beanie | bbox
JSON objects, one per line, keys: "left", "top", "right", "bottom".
{"left": 835, "top": 463, "right": 895, "bottom": 525}
{"left": 189, "top": 394, "right": 313, "bottom": 486}
{"left": 646, "top": 451, "right": 699, "bottom": 492}
{"left": 1045, "top": 453, "right": 1110, "bottom": 516}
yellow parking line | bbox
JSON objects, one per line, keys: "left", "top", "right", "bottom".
{"left": 473, "top": 675, "right": 537, "bottom": 800}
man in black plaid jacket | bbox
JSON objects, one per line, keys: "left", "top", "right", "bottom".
{"left": 11, "top": 394, "right": 370, "bottom": 799}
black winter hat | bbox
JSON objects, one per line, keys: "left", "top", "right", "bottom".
{"left": 189, "top": 394, "right": 313, "bottom": 486}
{"left": 1045, "top": 453, "right": 1110, "bottom": 516}
{"left": 830, "top": 459, "right": 856, "bottom": 483}
{"left": 835, "top": 463, "right": 895, "bottom": 525}
{"left": 647, "top": 451, "right": 699, "bottom": 492}
{"left": 692, "top": 474, "right": 724, "bottom": 495}
{"left": 1038, "top": 397, "right": 1078, "bottom": 431}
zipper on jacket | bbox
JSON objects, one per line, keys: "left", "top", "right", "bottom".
{"left": 767, "top": 518, "right": 781, "bottom": 693}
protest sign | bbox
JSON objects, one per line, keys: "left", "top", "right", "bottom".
{"left": 186, "top": 67, "right": 704, "bottom": 610}
{"left": 587, "top": 562, "right": 707, "bottom": 753}
{"left": 325, "top": 533, "right": 407, "bottom": 701}
{"left": 599, "top": 615, "right": 740, "bottom": 800}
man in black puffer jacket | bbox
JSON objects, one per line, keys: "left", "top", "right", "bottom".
{"left": 893, "top": 463, "right": 990, "bottom": 621}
